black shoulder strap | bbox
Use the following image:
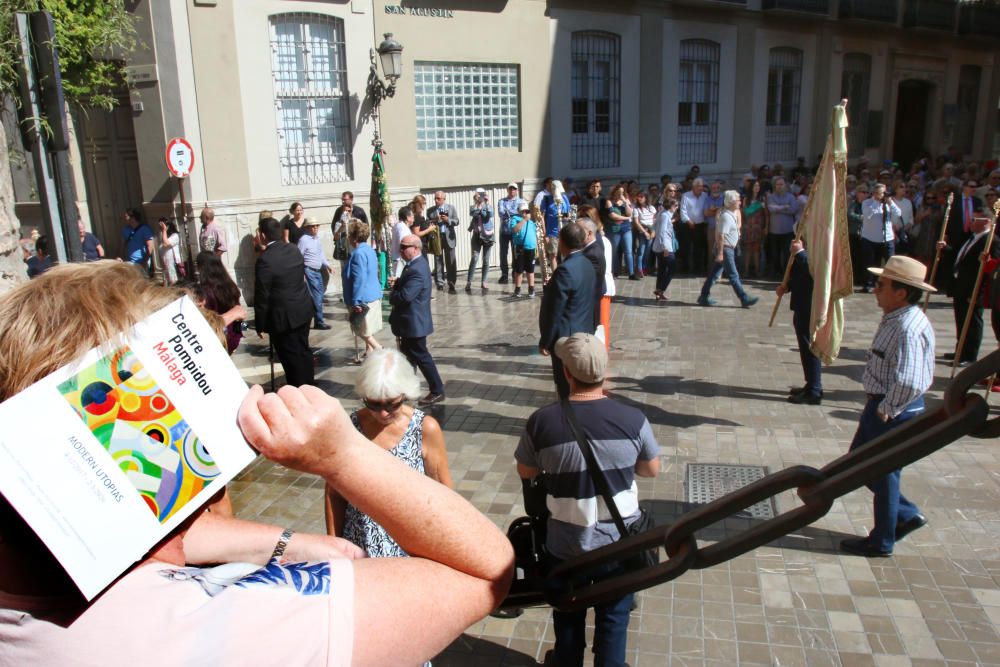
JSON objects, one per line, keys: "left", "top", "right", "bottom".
{"left": 560, "top": 399, "right": 628, "bottom": 535}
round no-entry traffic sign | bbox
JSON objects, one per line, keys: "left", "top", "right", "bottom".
{"left": 165, "top": 137, "right": 195, "bottom": 178}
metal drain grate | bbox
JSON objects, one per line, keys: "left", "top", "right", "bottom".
{"left": 686, "top": 463, "right": 776, "bottom": 519}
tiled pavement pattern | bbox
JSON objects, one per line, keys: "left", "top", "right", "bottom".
{"left": 229, "top": 273, "right": 1000, "bottom": 667}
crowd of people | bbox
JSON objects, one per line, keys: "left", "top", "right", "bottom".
{"left": 6, "top": 149, "right": 1000, "bottom": 666}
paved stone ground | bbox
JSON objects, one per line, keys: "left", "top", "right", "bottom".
{"left": 229, "top": 272, "right": 1000, "bottom": 667}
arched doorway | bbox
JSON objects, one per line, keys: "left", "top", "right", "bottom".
{"left": 892, "top": 79, "right": 934, "bottom": 169}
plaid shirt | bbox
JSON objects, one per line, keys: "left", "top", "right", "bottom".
{"left": 862, "top": 304, "right": 935, "bottom": 419}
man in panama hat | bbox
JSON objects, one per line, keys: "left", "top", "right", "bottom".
{"left": 840, "top": 256, "right": 936, "bottom": 557}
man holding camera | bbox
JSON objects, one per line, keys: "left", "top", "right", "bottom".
{"left": 428, "top": 191, "right": 459, "bottom": 293}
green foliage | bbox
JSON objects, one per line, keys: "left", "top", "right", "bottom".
{"left": 0, "top": 0, "right": 136, "bottom": 111}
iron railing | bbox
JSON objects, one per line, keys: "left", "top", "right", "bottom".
{"left": 958, "top": 2, "right": 1000, "bottom": 37}
{"left": 903, "top": 0, "right": 958, "bottom": 30}
{"left": 762, "top": 0, "right": 830, "bottom": 13}
{"left": 839, "top": 0, "right": 898, "bottom": 22}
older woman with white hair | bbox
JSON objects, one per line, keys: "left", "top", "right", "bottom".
{"left": 324, "top": 348, "right": 452, "bottom": 556}
{"left": 697, "top": 190, "right": 759, "bottom": 308}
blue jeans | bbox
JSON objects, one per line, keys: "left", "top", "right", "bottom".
{"left": 304, "top": 267, "right": 325, "bottom": 325}
{"left": 848, "top": 396, "right": 924, "bottom": 552}
{"left": 608, "top": 226, "right": 634, "bottom": 276}
{"left": 466, "top": 236, "right": 492, "bottom": 286}
{"left": 634, "top": 234, "right": 653, "bottom": 273}
{"left": 655, "top": 252, "right": 676, "bottom": 293}
{"left": 700, "top": 247, "right": 748, "bottom": 303}
{"left": 547, "top": 559, "right": 633, "bottom": 667}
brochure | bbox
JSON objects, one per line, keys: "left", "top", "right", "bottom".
{"left": 0, "top": 296, "right": 256, "bottom": 599}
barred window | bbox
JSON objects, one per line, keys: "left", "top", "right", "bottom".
{"left": 269, "top": 13, "right": 353, "bottom": 185}
{"left": 413, "top": 62, "right": 520, "bottom": 152}
{"left": 571, "top": 31, "right": 620, "bottom": 169}
{"left": 956, "top": 64, "right": 981, "bottom": 155}
{"left": 841, "top": 53, "right": 871, "bottom": 157}
{"left": 677, "top": 39, "right": 719, "bottom": 164}
{"left": 765, "top": 47, "right": 802, "bottom": 162}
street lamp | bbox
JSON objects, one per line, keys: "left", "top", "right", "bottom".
{"left": 366, "top": 33, "right": 403, "bottom": 288}
{"left": 368, "top": 32, "right": 403, "bottom": 112}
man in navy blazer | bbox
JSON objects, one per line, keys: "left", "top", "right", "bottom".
{"left": 390, "top": 234, "right": 445, "bottom": 405}
{"left": 539, "top": 223, "right": 597, "bottom": 398}
{"left": 776, "top": 239, "right": 822, "bottom": 404}
{"left": 254, "top": 217, "right": 315, "bottom": 387}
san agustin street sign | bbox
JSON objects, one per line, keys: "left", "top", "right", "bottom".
{"left": 384, "top": 5, "right": 454, "bottom": 17}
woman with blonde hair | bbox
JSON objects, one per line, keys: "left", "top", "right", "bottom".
{"left": 0, "top": 262, "right": 513, "bottom": 666}
{"left": 343, "top": 219, "right": 384, "bottom": 363}
{"left": 409, "top": 194, "right": 439, "bottom": 260}
{"left": 324, "top": 349, "right": 452, "bottom": 555}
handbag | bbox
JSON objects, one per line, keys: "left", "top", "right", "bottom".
{"left": 498, "top": 474, "right": 550, "bottom": 610}
{"left": 561, "top": 399, "right": 659, "bottom": 573}
{"left": 333, "top": 237, "right": 348, "bottom": 260}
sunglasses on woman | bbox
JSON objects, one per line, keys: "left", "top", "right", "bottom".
{"left": 363, "top": 397, "right": 406, "bottom": 413}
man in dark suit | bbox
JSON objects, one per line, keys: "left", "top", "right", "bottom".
{"left": 539, "top": 223, "right": 596, "bottom": 398}
{"left": 776, "top": 239, "right": 822, "bottom": 404}
{"left": 578, "top": 217, "right": 606, "bottom": 331}
{"left": 947, "top": 180, "right": 984, "bottom": 249}
{"left": 389, "top": 234, "right": 445, "bottom": 405}
{"left": 254, "top": 217, "right": 315, "bottom": 387}
{"left": 939, "top": 212, "right": 998, "bottom": 365}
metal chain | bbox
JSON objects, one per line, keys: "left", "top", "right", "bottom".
{"left": 503, "top": 349, "right": 1000, "bottom": 612}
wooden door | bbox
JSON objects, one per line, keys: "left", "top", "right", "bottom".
{"left": 76, "top": 85, "right": 142, "bottom": 260}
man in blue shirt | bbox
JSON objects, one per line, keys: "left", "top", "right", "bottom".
{"left": 703, "top": 180, "right": 725, "bottom": 266}
{"left": 297, "top": 218, "right": 332, "bottom": 330}
{"left": 840, "top": 256, "right": 935, "bottom": 558}
{"left": 121, "top": 208, "right": 154, "bottom": 275}
{"left": 78, "top": 221, "right": 104, "bottom": 261}
{"left": 539, "top": 180, "right": 570, "bottom": 274}
{"left": 496, "top": 183, "right": 525, "bottom": 284}
{"left": 766, "top": 178, "right": 799, "bottom": 278}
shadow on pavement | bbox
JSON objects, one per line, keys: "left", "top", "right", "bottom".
{"left": 435, "top": 634, "right": 539, "bottom": 667}
{"left": 644, "top": 498, "right": 859, "bottom": 556}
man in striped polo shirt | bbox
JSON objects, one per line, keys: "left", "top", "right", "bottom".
{"left": 515, "top": 333, "right": 660, "bottom": 667}
{"left": 840, "top": 256, "right": 936, "bottom": 558}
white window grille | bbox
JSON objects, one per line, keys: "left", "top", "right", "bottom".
{"left": 841, "top": 53, "right": 871, "bottom": 158}
{"left": 269, "top": 13, "right": 353, "bottom": 185}
{"left": 413, "top": 62, "right": 520, "bottom": 152}
{"left": 956, "top": 64, "right": 981, "bottom": 155}
{"left": 765, "top": 47, "right": 802, "bottom": 162}
{"left": 678, "top": 39, "right": 720, "bottom": 165}
{"left": 571, "top": 31, "right": 620, "bottom": 170}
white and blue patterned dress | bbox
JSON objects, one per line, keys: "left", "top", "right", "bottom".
{"left": 343, "top": 408, "right": 426, "bottom": 558}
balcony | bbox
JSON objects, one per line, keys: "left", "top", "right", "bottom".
{"left": 958, "top": 2, "right": 1000, "bottom": 38}
{"left": 903, "top": 0, "right": 957, "bottom": 30}
{"left": 839, "top": 0, "right": 897, "bottom": 22}
{"left": 762, "top": 0, "right": 829, "bottom": 12}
